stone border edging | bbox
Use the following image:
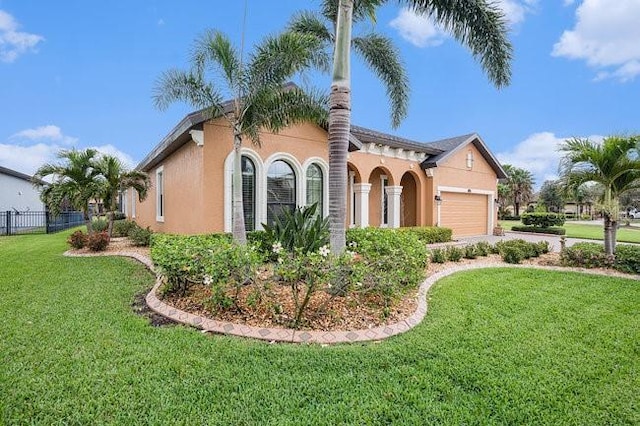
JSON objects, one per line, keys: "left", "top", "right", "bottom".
{"left": 64, "top": 250, "right": 638, "bottom": 344}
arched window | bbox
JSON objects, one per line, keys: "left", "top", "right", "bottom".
{"left": 267, "top": 160, "right": 296, "bottom": 225}
{"left": 306, "top": 163, "right": 323, "bottom": 216}
{"left": 242, "top": 156, "right": 256, "bottom": 231}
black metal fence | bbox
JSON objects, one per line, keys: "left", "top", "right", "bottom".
{"left": 0, "top": 211, "right": 85, "bottom": 236}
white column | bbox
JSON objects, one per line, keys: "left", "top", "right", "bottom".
{"left": 386, "top": 186, "right": 403, "bottom": 229}
{"left": 353, "top": 183, "right": 371, "bottom": 228}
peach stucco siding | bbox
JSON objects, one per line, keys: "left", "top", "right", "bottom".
{"left": 131, "top": 119, "right": 500, "bottom": 237}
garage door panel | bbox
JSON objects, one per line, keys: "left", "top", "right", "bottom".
{"left": 440, "top": 192, "right": 488, "bottom": 237}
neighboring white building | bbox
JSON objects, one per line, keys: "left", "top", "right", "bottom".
{"left": 0, "top": 166, "right": 45, "bottom": 212}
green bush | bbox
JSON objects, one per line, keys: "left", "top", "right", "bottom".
{"left": 512, "top": 225, "right": 566, "bottom": 235}
{"left": 534, "top": 241, "right": 551, "bottom": 256}
{"left": 87, "top": 232, "right": 110, "bottom": 252}
{"left": 399, "top": 227, "right": 452, "bottom": 244}
{"left": 502, "top": 246, "right": 524, "bottom": 264}
{"left": 446, "top": 246, "right": 463, "bottom": 262}
{"left": 113, "top": 212, "right": 127, "bottom": 221}
{"left": 500, "top": 215, "right": 521, "bottom": 221}
{"left": 246, "top": 230, "right": 271, "bottom": 259}
{"left": 112, "top": 220, "right": 137, "bottom": 238}
{"left": 614, "top": 245, "right": 640, "bottom": 274}
{"left": 521, "top": 212, "right": 566, "bottom": 227}
{"left": 475, "top": 241, "right": 492, "bottom": 257}
{"left": 91, "top": 217, "right": 108, "bottom": 233}
{"left": 67, "top": 230, "right": 87, "bottom": 249}
{"left": 560, "top": 242, "right": 614, "bottom": 269}
{"left": 129, "top": 226, "right": 153, "bottom": 247}
{"left": 495, "top": 239, "right": 540, "bottom": 260}
{"left": 430, "top": 248, "right": 447, "bottom": 263}
{"left": 463, "top": 245, "right": 477, "bottom": 259}
{"left": 262, "top": 203, "right": 329, "bottom": 255}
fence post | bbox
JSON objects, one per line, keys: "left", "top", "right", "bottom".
{"left": 6, "top": 211, "right": 11, "bottom": 236}
{"left": 45, "top": 211, "right": 50, "bottom": 234}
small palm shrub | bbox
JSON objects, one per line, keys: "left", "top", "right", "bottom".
{"left": 445, "top": 246, "right": 463, "bottom": 262}
{"left": 67, "top": 230, "right": 87, "bottom": 249}
{"left": 87, "top": 231, "right": 110, "bottom": 251}
{"left": 430, "top": 248, "right": 447, "bottom": 263}
{"left": 262, "top": 203, "right": 329, "bottom": 256}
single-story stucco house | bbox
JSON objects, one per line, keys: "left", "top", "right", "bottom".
{"left": 0, "top": 166, "right": 45, "bottom": 213}
{"left": 125, "top": 107, "right": 507, "bottom": 238}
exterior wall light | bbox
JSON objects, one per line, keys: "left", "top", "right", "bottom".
{"left": 434, "top": 195, "right": 442, "bottom": 205}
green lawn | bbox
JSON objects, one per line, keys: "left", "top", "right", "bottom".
{"left": 1, "top": 232, "right": 638, "bottom": 424}
{"left": 501, "top": 220, "right": 640, "bottom": 243}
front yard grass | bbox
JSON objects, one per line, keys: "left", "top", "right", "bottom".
{"left": 501, "top": 219, "right": 640, "bottom": 243}
{"left": 1, "top": 231, "right": 638, "bottom": 424}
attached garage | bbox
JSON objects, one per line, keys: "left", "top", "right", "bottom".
{"left": 439, "top": 191, "right": 489, "bottom": 237}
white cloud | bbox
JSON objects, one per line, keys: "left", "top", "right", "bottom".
{"left": 563, "top": 0, "right": 575, "bottom": 6}
{"left": 0, "top": 126, "right": 136, "bottom": 176}
{"left": 552, "top": 0, "right": 640, "bottom": 82}
{"left": 0, "top": 10, "right": 44, "bottom": 63}
{"left": 390, "top": 2, "right": 536, "bottom": 48}
{"left": 496, "top": 131, "right": 604, "bottom": 187}
{"left": 11, "top": 125, "right": 78, "bottom": 145}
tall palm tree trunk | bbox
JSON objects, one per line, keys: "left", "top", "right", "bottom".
{"left": 84, "top": 203, "right": 94, "bottom": 235}
{"left": 603, "top": 214, "right": 614, "bottom": 256}
{"left": 232, "top": 130, "right": 247, "bottom": 245}
{"left": 328, "top": 0, "right": 353, "bottom": 254}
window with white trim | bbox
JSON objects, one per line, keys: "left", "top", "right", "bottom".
{"left": 306, "top": 163, "right": 323, "bottom": 216}
{"left": 156, "top": 167, "right": 164, "bottom": 222}
{"left": 267, "top": 160, "right": 296, "bottom": 226}
{"left": 349, "top": 172, "right": 355, "bottom": 226}
{"left": 241, "top": 156, "right": 256, "bottom": 231}
{"left": 381, "top": 175, "right": 388, "bottom": 226}
{"left": 131, "top": 189, "right": 136, "bottom": 218}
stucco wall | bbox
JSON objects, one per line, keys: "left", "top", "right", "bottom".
{"left": 0, "top": 173, "right": 44, "bottom": 212}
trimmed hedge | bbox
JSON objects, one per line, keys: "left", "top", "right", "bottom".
{"left": 560, "top": 243, "right": 614, "bottom": 269}
{"left": 399, "top": 226, "right": 452, "bottom": 244}
{"left": 511, "top": 225, "right": 566, "bottom": 235}
{"left": 500, "top": 215, "right": 521, "bottom": 221}
{"left": 614, "top": 245, "right": 640, "bottom": 274}
{"left": 521, "top": 212, "right": 566, "bottom": 227}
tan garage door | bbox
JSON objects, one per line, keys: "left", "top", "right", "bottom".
{"left": 440, "top": 192, "right": 488, "bottom": 237}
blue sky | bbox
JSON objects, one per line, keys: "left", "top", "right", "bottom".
{"left": 1, "top": 0, "right": 638, "bottom": 188}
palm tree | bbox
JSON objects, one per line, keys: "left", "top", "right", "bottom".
{"left": 325, "top": 0, "right": 512, "bottom": 252}
{"left": 153, "top": 30, "right": 328, "bottom": 244}
{"left": 559, "top": 136, "right": 640, "bottom": 255}
{"left": 95, "top": 155, "right": 150, "bottom": 237}
{"left": 502, "top": 164, "right": 534, "bottom": 216}
{"left": 34, "top": 149, "right": 103, "bottom": 234}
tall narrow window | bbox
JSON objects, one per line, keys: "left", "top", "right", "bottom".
{"left": 156, "top": 167, "right": 164, "bottom": 222}
{"left": 131, "top": 189, "right": 136, "bottom": 218}
{"left": 381, "top": 175, "right": 388, "bottom": 226}
{"left": 241, "top": 156, "right": 256, "bottom": 231}
{"left": 267, "top": 160, "right": 296, "bottom": 226}
{"left": 306, "top": 163, "right": 323, "bottom": 216}
{"left": 349, "top": 172, "right": 355, "bottom": 226}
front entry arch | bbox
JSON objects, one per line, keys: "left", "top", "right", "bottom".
{"left": 400, "top": 172, "right": 418, "bottom": 227}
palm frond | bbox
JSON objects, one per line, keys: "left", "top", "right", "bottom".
{"left": 353, "top": 33, "right": 409, "bottom": 128}
{"left": 405, "top": 0, "right": 512, "bottom": 88}
{"left": 153, "top": 68, "right": 224, "bottom": 116}
{"left": 288, "top": 11, "right": 334, "bottom": 44}
{"left": 191, "top": 30, "right": 243, "bottom": 93}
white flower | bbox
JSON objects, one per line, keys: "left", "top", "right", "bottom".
{"left": 203, "top": 274, "right": 213, "bottom": 286}
{"left": 272, "top": 241, "right": 283, "bottom": 254}
{"left": 346, "top": 250, "right": 357, "bottom": 258}
{"left": 348, "top": 241, "right": 357, "bottom": 248}
{"left": 327, "top": 283, "right": 333, "bottom": 289}
{"left": 318, "top": 245, "right": 330, "bottom": 258}
{"left": 277, "top": 257, "right": 283, "bottom": 264}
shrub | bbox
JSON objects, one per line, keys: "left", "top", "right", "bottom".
{"left": 113, "top": 212, "right": 127, "bottom": 221}
{"left": 91, "top": 218, "right": 108, "bottom": 233}
{"left": 112, "top": 220, "right": 137, "bottom": 238}
{"left": 247, "top": 230, "right": 271, "bottom": 259}
{"left": 262, "top": 203, "right": 329, "bottom": 255}
{"left": 67, "top": 230, "right": 87, "bottom": 249}
{"left": 502, "top": 246, "right": 524, "bottom": 264}
{"left": 346, "top": 227, "right": 429, "bottom": 303}
{"left": 129, "top": 226, "right": 153, "bottom": 247}
{"left": 430, "top": 248, "right": 447, "bottom": 263}
{"left": 614, "top": 245, "right": 640, "bottom": 274}
{"left": 501, "top": 215, "right": 521, "bottom": 221}
{"left": 495, "top": 239, "right": 539, "bottom": 260}
{"left": 446, "top": 246, "right": 463, "bottom": 262}
{"left": 560, "top": 242, "right": 613, "bottom": 269}
{"left": 87, "top": 231, "right": 110, "bottom": 251}
{"left": 400, "top": 227, "right": 452, "bottom": 244}
{"left": 521, "top": 212, "right": 566, "bottom": 228}
{"left": 534, "top": 241, "right": 551, "bottom": 256}
{"left": 463, "top": 245, "right": 477, "bottom": 259}
{"left": 475, "top": 241, "right": 492, "bottom": 257}
{"left": 511, "top": 225, "right": 566, "bottom": 235}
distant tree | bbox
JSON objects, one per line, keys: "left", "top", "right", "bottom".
{"left": 153, "top": 30, "right": 328, "bottom": 244}
{"left": 538, "top": 180, "right": 565, "bottom": 213}
{"left": 559, "top": 135, "right": 640, "bottom": 255}
{"left": 502, "top": 164, "right": 535, "bottom": 216}
{"left": 95, "top": 155, "right": 150, "bottom": 237}
{"left": 34, "top": 149, "right": 103, "bottom": 235}
{"left": 497, "top": 182, "right": 510, "bottom": 219}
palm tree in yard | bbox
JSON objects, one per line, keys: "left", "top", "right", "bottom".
{"left": 95, "top": 155, "right": 150, "bottom": 237}
{"left": 34, "top": 148, "right": 103, "bottom": 235}
{"left": 322, "top": 0, "right": 513, "bottom": 252}
{"left": 502, "top": 164, "right": 534, "bottom": 216}
{"left": 153, "top": 30, "right": 329, "bottom": 245}
{"left": 559, "top": 136, "right": 640, "bottom": 255}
